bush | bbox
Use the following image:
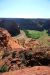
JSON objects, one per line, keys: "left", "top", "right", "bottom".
{"left": 12, "top": 51, "right": 16, "bottom": 58}
{"left": 0, "top": 65, "right": 8, "bottom": 72}
{"left": 24, "top": 30, "right": 43, "bottom": 39}
{"left": 24, "top": 30, "right": 31, "bottom": 37}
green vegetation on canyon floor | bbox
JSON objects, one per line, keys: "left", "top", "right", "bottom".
{"left": 24, "top": 30, "right": 50, "bottom": 46}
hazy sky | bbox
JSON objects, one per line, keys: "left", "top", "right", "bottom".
{"left": 0, "top": 0, "right": 50, "bottom": 18}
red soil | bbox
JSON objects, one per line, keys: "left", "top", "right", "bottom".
{"left": 1, "top": 66, "right": 50, "bottom": 75}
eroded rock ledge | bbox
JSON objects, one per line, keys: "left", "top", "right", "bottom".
{"left": 0, "top": 28, "right": 24, "bottom": 52}
{"left": 1, "top": 66, "right": 50, "bottom": 75}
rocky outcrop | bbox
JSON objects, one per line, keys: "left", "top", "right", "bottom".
{"left": 24, "top": 39, "right": 40, "bottom": 49}
{"left": 0, "top": 28, "right": 40, "bottom": 52}
{"left": 0, "top": 28, "right": 24, "bottom": 52}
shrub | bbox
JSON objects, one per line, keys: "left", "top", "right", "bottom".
{"left": 0, "top": 65, "right": 8, "bottom": 72}
{"left": 24, "top": 30, "right": 42, "bottom": 39}
{"left": 12, "top": 51, "right": 16, "bottom": 58}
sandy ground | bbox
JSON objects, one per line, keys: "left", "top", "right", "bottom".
{"left": 15, "top": 30, "right": 27, "bottom": 39}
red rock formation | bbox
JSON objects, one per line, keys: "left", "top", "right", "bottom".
{"left": 1, "top": 66, "right": 50, "bottom": 75}
{"left": 24, "top": 39, "right": 40, "bottom": 49}
{"left": 0, "top": 28, "right": 24, "bottom": 52}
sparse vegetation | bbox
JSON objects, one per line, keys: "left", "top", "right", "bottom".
{"left": 12, "top": 51, "right": 16, "bottom": 58}
{"left": 0, "top": 65, "right": 8, "bottom": 72}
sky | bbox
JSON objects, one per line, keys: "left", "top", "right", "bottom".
{"left": 0, "top": 0, "right": 50, "bottom": 18}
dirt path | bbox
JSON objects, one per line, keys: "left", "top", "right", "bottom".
{"left": 14, "top": 30, "right": 27, "bottom": 39}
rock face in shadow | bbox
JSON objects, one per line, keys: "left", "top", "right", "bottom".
{"left": 0, "top": 28, "right": 11, "bottom": 47}
{"left": 0, "top": 20, "right": 20, "bottom": 36}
